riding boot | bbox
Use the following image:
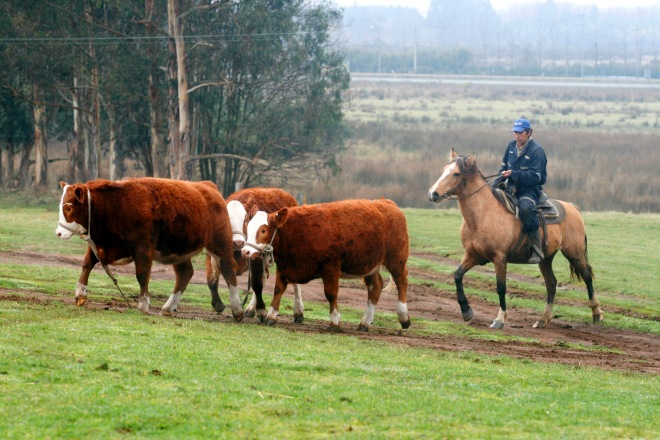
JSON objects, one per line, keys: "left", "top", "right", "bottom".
{"left": 527, "top": 229, "right": 544, "bottom": 264}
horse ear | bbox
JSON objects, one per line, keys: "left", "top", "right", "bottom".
{"left": 467, "top": 153, "right": 477, "bottom": 166}
{"left": 450, "top": 148, "right": 458, "bottom": 160}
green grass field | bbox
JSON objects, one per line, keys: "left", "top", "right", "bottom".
{"left": 1, "top": 198, "right": 659, "bottom": 438}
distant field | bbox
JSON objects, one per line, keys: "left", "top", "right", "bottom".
{"left": 306, "top": 75, "right": 660, "bottom": 212}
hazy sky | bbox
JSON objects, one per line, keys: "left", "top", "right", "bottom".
{"left": 333, "top": 0, "right": 660, "bottom": 15}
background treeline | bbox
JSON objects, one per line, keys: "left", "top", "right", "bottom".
{"left": 340, "top": 0, "right": 660, "bottom": 78}
{"left": 0, "top": 0, "right": 349, "bottom": 195}
{"left": 306, "top": 78, "right": 660, "bottom": 213}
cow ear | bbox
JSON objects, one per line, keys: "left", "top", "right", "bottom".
{"left": 59, "top": 181, "right": 67, "bottom": 189}
{"left": 73, "top": 186, "right": 86, "bottom": 204}
{"left": 271, "top": 207, "right": 289, "bottom": 228}
{"left": 249, "top": 204, "right": 259, "bottom": 218}
{"left": 450, "top": 148, "right": 458, "bottom": 160}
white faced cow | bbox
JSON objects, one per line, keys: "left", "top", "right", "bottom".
{"left": 206, "top": 187, "right": 301, "bottom": 323}
{"left": 242, "top": 198, "right": 411, "bottom": 331}
{"left": 56, "top": 177, "right": 243, "bottom": 320}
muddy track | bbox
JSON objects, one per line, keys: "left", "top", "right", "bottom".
{"left": 2, "top": 249, "right": 659, "bottom": 374}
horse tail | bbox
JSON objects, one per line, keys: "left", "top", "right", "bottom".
{"left": 569, "top": 234, "right": 595, "bottom": 282}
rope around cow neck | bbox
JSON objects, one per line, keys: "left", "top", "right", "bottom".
{"left": 58, "top": 189, "right": 133, "bottom": 309}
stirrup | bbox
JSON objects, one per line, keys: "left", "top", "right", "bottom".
{"left": 528, "top": 246, "right": 544, "bottom": 263}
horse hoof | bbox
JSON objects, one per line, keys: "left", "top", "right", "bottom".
{"left": 256, "top": 315, "right": 266, "bottom": 324}
{"left": 266, "top": 318, "right": 277, "bottom": 326}
{"left": 213, "top": 302, "right": 226, "bottom": 313}
{"left": 292, "top": 314, "right": 304, "bottom": 324}
{"left": 490, "top": 320, "right": 504, "bottom": 329}
{"left": 532, "top": 320, "right": 545, "bottom": 329}
{"left": 357, "top": 324, "right": 369, "bottom": 332}
{"left": 245, "top": 309, "right": 256, "bottom": 318}
{"left": 593, "top": 314, "right": 603, "bottom": 323}
{"left": 462, "top": 308, "right": 474, "bottom": 322}
{"left": 233, "top": 312, "right": 244, "bottom": 323}
{"left": 400, "top": 320, "right": 411, "bottom": 330}
{"left": 161, "top": 309, "right": 173, "bottom": 317}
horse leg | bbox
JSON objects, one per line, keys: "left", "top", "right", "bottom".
{"left": 533, "top": 257, "right": 557, "bottom": 328}
{"left": 490, "top": 261, "right": 508, "bottom": 329}
{"left": 566, "top": 254, "right": 604, "bottom": 324}
{"left": 358, "top": 272, "right": 384, "bottom": 332}
{"left": 454, "top": 260, "right": 475, "bottom": 322}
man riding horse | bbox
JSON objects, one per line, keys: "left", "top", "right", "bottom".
{"left": 491, "top": 118, "right": 547, "bottom": 263}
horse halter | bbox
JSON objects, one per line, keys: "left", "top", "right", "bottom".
{"left": 434, "top": 156, "right": 470, "bottom": 201}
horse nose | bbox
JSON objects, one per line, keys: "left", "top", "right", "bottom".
{"left": 429, "top": 191, "right": 440, "bottom": 203}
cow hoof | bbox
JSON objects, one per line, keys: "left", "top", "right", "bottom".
{"left": 266, "top": 318, "right": 277, "bottom": 326}
{"left": 292, "top": 314, "right": 304, "bottom": 324}
{"left": 357, "top": 324, "right": 369, "bottom": 332}
{"left": 490, "top": 320, "right": 504, "bottom": 329}
{"left": 212, "top": 302, "right": 226, "bottom": 314}
{"left": 400, "top": 319, "right": 411, "bottom": 330}
{"left": 233, "top": 312, "right": 244, "bottom": 323}
{"left": 462, "top": 308, "right": 474, "bottom": 322}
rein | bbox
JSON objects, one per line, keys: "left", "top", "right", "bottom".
{"left": 58, "top": 189, "right": 133, "bottom": 309}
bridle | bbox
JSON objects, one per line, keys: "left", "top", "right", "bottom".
{"left": 242, "top": 227, "right": 278, "bottom": 269}
{"left": 436, "top": 156, "right": 500, "bottom": 201}
{"left": 58, "top": 189, "right": 132, "bottom": 309}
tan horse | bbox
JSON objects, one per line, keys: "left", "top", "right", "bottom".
{"left": 427, "top": 149, "right": 603, "bottom": 329}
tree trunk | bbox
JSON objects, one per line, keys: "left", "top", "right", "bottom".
{"left": 68, "top": 75, "right": 82, "bottom": 183}
{"left": 149, "top": 71, "right": 168, "bottom": 178}
{"left": 107, "top": 108, "right": 124, "bottom": 180}
{"left": 32, "top": 84, "right": 48, "bottom": 188}
{"left": 167, "top": 0, "right": 191, "bottom": 180}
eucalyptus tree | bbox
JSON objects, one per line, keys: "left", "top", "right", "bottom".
{"left": 183, "top": 0, "right": 350, "bottom": 195}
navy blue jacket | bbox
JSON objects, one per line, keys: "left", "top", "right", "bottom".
{"left": 491, "top": 139, "right": 547, "bottom": 200}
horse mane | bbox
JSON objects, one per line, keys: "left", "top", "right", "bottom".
{"left": 456, "top": 155, "right": 485, "bottom": 181}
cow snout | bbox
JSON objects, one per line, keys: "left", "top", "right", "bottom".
{"left": 241, "top": 247, "right": 258, "bottom": 260}
{"left": 233, "top": 238, "right": 245, "bottom": 250}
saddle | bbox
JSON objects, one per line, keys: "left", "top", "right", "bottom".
{"left": 492, "top": 188, "right": 566, "bottom": 225}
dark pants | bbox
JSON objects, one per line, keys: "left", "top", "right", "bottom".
{"left": 518, "top": 195, "right": 539, "bottom": 232}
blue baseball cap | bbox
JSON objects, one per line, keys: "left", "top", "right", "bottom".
{"left": 512, "top": 118, "right": 531, "bottom": 132}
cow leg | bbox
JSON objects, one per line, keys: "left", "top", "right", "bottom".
{"left": 389, "top": 267, "right": 411, "bottom": 329}
{"left": 291, "top": 284, "right": 304, "bottom": 324}
{"left": 247, "top": 259, "right": 268, "bottom": 323}
{"left": 358, "top": 272, "right": 384, "bottom": 332}
{"left": 205, "top": 254, "right": 226, "bottom": 313}
{"left": 322, "top": 272, "right": 341, "bottom": 330}
{"left": 134, "top": 254, "right": 154, "bottom": 314}
{"left": 161, "top": 260, "right": 194, "bottom": 316}
{"left": 266, "top": 271, "right": 288, "bottom": 326}
{"left": 75, "top": 246, "right": 98, "bottom": 306}
{"left": 217, "top": 253, "right": 244, "bottom": 322}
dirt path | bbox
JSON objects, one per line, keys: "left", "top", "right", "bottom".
{"left": 2, "top": 249, "right": 659, "bottom": 374}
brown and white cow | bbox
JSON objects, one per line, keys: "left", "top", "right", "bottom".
{"left": 241, "top": 198, "right": 411, "bottom": 331}
{"left": 55, "top": 177, "right": 243, "bottom": 320}
{"left": 206, "top": 187, "right": 301, "bottom": 323}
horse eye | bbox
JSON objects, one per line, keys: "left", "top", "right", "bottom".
{"left": 453, "top": 172, "right": 461, "bottom": 177}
